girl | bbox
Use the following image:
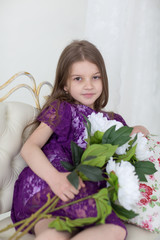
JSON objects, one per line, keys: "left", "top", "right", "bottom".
{"left": 11, "top": 40, "right": 149, "bottom": 240}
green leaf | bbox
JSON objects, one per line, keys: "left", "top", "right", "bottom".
{"left": 93, "top": 188, "right": 109, "bottom": 200}
{"left": 93, "top": 188, "right": 112, "bottom": 223}
{"left": 49, "top": 189, "right": 112, "bottom": 232}
{"left": 102, "top": 125, "right": 116, "bottom": 144}
{"left": 110, "top": 126, "right": 133, "bottom": 146}
{"left": 81, "top": 144, "right": 118, "bottom": 167}
{"left": 49, "top": 217, "right": 74, "bottom": 233}
{"left": 71, "top": 141, "right": 84, "bottom": 167}
{"left": 77, "top": 164, "right": 104, "bottom": 182}
{"left": 83, "top": 155, "right": 97, "bottom": 161}
{"left": 49, "top": 215, "right": 100, "bottom": 233}
{"left": 60, "top": 161, "right": 75, "bottom": 171}
{"left": 67, "top": 170, "right": 79, "bottom": 189}
{"left": 82, "top": 114, "right": 91, "bottom": 142}
{"left": 134, "top": 161, "right": 157, "bottom": 182}
{"left": 102, "top": 126, "right": 133, "bottom": 147}
{"left": 65, "top": 216, "right": 99, "bottom": 228}
{"left": 83, "top": 155, "right": 107, "bottom": 168}
{"left": 129, "top": 134, "right": 137, "bottom": 147}
{"left": 116, "top": 144, "right": 137, "bottom": 162}
{"left": 107, "top": 172, "right": 119, "bottom": 202}
{"left": 111, "top": 202, "right": 138, "bottom": 220}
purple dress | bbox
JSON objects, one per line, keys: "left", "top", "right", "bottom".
{"left": 11, "top": 101, "right": 127, "bottom": 233}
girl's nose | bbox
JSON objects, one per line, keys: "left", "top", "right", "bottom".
{"left": 84, "top": 79, "right": 93, "bottom": 89}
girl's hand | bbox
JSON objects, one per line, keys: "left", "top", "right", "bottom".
{"left": 130, "top": 125, "right": 150, "bottom": 137}
{"left": 49, "top": 172, "right": 85, "bottom": 202}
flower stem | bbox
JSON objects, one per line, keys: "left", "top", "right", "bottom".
{"left": 7, "top": 195, "right": 58, "bottom": 240}
{"left": 0, "top": 220, "right": 26, "bottom": 233}
{"left": 1, "top": 192, "right": 98, "bottom": 240}
{"left": 15, "top": 197, "right": 60, "bottom": 239}
{"left": 52, "top": 194, "right": 95, "bottom": 212}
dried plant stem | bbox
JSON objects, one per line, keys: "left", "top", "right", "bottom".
{"left": 14, "top": 214, "right": 51, "bottom": 240}
{"left": 0, "top": 193, "right": 96, "bottom": 240}
{"left": 51, "top": 194, "right": 94, "bottom": 212}
{"left": 9, "top": 195, "right": 58, "bottom": 240}
{"left": 0, "top": 194, "right": 58, "bottom": 240}
{"left": 12, "top": 196, "right": 60, "bottom": 240}
{"left": 0, "top": 219, "right": 26, "bottom": 234}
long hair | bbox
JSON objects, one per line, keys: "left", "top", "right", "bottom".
{"left": 25, "top": 40, "right": 110, "bottom": 135}
{"left": 41, "top": 40, "right": 109, "bottom": 113}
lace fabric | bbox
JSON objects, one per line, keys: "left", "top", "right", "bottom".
{"left": 11, "top": 101, "right": 127, "bottom": 232}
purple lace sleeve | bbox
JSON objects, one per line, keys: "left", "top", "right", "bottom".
{"left": 113, "top": 113, "right": 127, "bottom": 126}
{"left": 104, "top": 111, "right": 127, "bottom": 126}
{"left": 37, "top": 101, "right": 72, "bottom": 133}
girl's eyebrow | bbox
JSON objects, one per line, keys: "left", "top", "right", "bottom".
{"left": 70, "top": 72, "right": 101, "bottom": 77}
{"left": 94, "top": 72, "right": 101, "bottom": 75}
{"left": 70, "top": 74, "right": 82, "bottom": 77}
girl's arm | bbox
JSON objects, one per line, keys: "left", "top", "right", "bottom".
{"left": 21, "top": 122, "right": 57, "bottom": 182}
{"left": 131, "top": 125, "right": 150, "bottom": 137}
{"left": 21, "top": 123, "right": 84, "bottom": 202}
{"left": 112, "top": 113, "right": 149, "bottom": 137}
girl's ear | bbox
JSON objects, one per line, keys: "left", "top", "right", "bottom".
{"left": 64, "top": 86, "right": 68, "bottom": 92}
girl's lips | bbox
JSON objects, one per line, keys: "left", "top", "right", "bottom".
{"left": 82, "top": 93, "right": 95, "bottom": 98}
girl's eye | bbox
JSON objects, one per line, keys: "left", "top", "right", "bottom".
{"left": 74, "top": 77, "right": 82, "bottom": 81}
{"left": 93, "top": 75, "right": 101, "bottom": 80}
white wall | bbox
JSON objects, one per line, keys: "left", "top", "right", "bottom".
{"left": 0, "top": 0, "right": 87, "bottom": 106}
{"left": 85, "top": 0, "right": 160, "bottom": 134}
{"left": 0, "top": 0, "right": 159, "bottom": 133}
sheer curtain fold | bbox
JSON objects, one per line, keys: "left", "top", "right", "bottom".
{"left": 85, "top": 0, "right": 160, "bottom": 134}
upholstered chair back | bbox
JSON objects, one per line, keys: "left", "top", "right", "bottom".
{"left": 0, "top": 102, "right": 38, "bottom": 213}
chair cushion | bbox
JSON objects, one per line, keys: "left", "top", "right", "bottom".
{"left": 0, "top": 102, "right": 38, "bottom": 213}
{"left": 125, "top": 223, "right": 159, "bottom": 240}
{"left": 0, "top": 216, "right": 34, "bottom": 239}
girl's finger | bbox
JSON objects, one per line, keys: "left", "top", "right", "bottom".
{"left": 64, "top": 190, "right": 75, "bottom": 200}
{"left": 79, "top": 178, "right": 85, "bottom": 188}
{"left": 60, "top": 193, "right": 69, "bottom": 202}
{"left": 70, "top": 187, "right": 79, "bottom": 195}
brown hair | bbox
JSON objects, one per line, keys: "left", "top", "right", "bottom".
{"left": 41, "top": 40, "right": 109, "bottom": 113}
{"left": 24, "top": 40, "right": 110, "bottom": 135}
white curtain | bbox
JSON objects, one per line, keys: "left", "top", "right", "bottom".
{"left": 84, "top": 0, "right": 160, "bottom": 134}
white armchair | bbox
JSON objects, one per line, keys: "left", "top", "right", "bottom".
{"left": 0, "top": 73, "right": 159, "bottom": 240}
{"left": 0, "top": 101, "right": 38, "bottom": 240}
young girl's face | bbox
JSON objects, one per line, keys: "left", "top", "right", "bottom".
{"left": 64, "top": 60, "right": 103, "bottom": 109}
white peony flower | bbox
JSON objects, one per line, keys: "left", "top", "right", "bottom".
{"left": 106, "top": 158, "right": 140, "bottom": 211}
{"left": 115, "top": 142, "right": 130, "bottom": 155}
{"left": 84, "top": 112, "right": 123, "bottom": 138}
{"left": 106, "top": 157, "right": 116, "bottom": 173}
{"left": 133, "top": 133, "right": 153, "bottom": 160}
{"left": 104, "top": 119, "right": 123, "bottom": 131}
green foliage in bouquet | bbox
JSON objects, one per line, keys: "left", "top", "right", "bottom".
{"left": 134, "top": 161, "right": 157, "bottom": 182}
{"left": 61, "top": 116, "right": 156, "bottom": 188}
{"left": 58, "top": 115, "right": 157, "bottom": 230}
{"left": 49, "top": 188, "right": 112, "bottom": 232}
{"left": 1, "top": 115, "right": 157, "bottom": 239}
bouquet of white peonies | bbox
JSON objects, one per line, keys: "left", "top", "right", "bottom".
{"left": 59, "top": 112, "right": 156, "bottom": 225}
{"left": 0, "top": 112, "right": 156, "bottom": 239}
